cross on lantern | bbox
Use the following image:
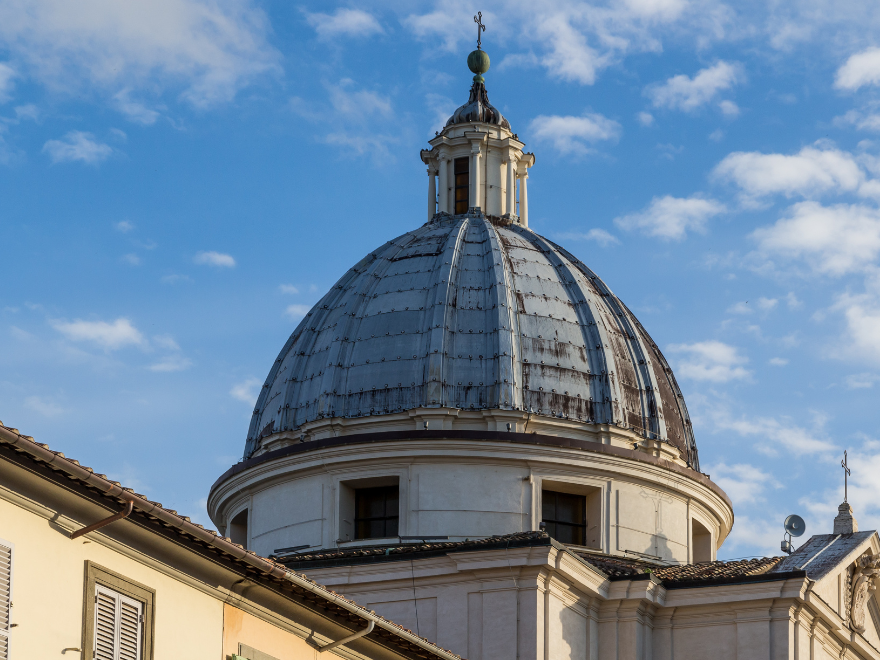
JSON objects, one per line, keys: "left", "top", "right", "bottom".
{"left": 842, "top": 450, "right": 851, "bottom": 503}
{"left": 474, "top": 12, "right": 485, "bottom": 50}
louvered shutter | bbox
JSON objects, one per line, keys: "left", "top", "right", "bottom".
{"left": 117, "top": 595, "right": 142, "bottom": 660}
{"left": 0, "top": 542, "right": 11, "bottom": 660}
{"left": 94, "top": 584, "right": 143, "bottom": 660}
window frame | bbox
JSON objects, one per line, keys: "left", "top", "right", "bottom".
{"left": 353, "top": 485, "right": 400, "bottom": 540}
{"left": 82, "top": 562, "right": 155, "bottom": 660}
{"left": 541, "top": 489, "right": 587, "bottom": 546}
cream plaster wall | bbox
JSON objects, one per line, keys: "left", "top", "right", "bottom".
{"left": 223, "top": 602, "right": 318, "bottom": 660}
{"left": 0, "top": 494, "right": 222, "bottom": 659}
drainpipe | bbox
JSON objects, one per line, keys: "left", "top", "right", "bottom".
{"left": 70, "top": 500, "right": 134, "bottom": 540}
{"left": 319, "top": 620, "right": 375, "bottom": 653}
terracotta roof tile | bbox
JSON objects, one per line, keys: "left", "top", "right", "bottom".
{"left": 579, "top": 553, "right": 783, "bottom": 583}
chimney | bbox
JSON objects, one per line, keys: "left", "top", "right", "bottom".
{"left": 834, "top": 502, "right": 859, "bottom": 534}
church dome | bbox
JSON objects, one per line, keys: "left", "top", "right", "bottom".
{"left": 244, "top": 212, "right": 700, "bottom": 470}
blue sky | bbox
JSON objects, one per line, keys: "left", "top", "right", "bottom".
{"left": 2, "top": 0, "right": 880, "bottom": 560}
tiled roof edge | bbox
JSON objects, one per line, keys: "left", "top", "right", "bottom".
{"left": 0, "top": 424, "right": 461, "bottom": 660}
{"left": 282, "top": 532, "right": 553, "bottom": 569}
{"left": 660, "top": 570, "right": 808, "bottom": 590}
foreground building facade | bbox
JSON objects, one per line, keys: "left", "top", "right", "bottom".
{"left": 0, "top": 424, "right": 460, "bottom": 660}
{"left": 207, "top": 47, "right": 880, "bottom": 660}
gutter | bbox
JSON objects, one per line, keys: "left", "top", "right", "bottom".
{"left": 0, "top": 425, "right": 460, "bottom": 660}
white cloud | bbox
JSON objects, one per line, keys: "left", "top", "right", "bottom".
{"left": 285, "top": 304, "right": 311, "bottom": 319}
{"left": 328, "top": 79, "right": 391, "bottom": 118}
{"left": 846, "top": 373, "right": 879, "bottom": 388}
{"left": 727, "top": 301, "right": 751, "bottom": 314}
{"left": 115, "top": 220, "right": 134, "bottom": 233}
{"left": 0, "top": 62, "right": 16, "bottom": 103}
{"left": 722, "top": 516, "right": 781, "bottom": 558}
{"left": 719, "top": 411, "right": 834, "bottom": 456}
{"left": 42, "top": 131, "right": 113, "bottom": 164}
{"left": 122, "top": 253, "right": 141, "bottom": 266}
{"left": 714, "top": 144, "right": 864, "bottom": 199}
{"left": 25, "top": 395, "right": 67, "bottom": 418}
{"left": 620, "top": 0, "right": 687, "bottom": 20}
{"left": 51, "top": 317, "right": 145, "bottom": 351}
{"left": 193, "top": 251, "right": 235, "bottom": 268}
{"left": 835, "top": 108, "right": 880, "bottom": 133}
{"left": 305, "top": 9, "right": 383, "bottom": 39}
{"left": 645, "top": 61, "right": 743, "bottom": 112}
{"left": 757, "top": 297, "right": 778, "bottom": 311}
{"left": 113, "top": 89, "right": 160, "bottom": 125}
{"left": 637, "top": 111, "right": 654, "bottom": 127}
{"left": 148, "top": 355, "right": 192, "bottom": 372}
{"left": 704, "top": 462, "right": 776, "bottom": 505}
{"left": 555, "top": 228, "right": 620, "bottom": 247}
{"left": 751, "top": 202, "right": 880, "bottom": 276}
{"left": 835, "top": 47, "right": 880, "bottom": 91}
{"left": 769, "top": 357, "right": 789, "bottom": 366}
{"left": 718, "top": 99, "right": 740, "bottom": 116}
{"left": 785, "top": 292, "right": 803, "bottom": 309}
{"left": 614, "top": 195, "right": 725, "bottom": 240}
{"left": 161, "top": 273, "right": 192, "bottom": 284}
{"left": 834, "top": 288, "right": 880, "bottom": 363}
{"left": 279, "top": 284, "right": 299, "bottom": 295}
{"left": 403, "top": 3, "right": 696, "bottom": 86}
{"left": 323, "top": 132, "right": 394, "bottom": 157}
{"left": 667, "top": 340, "right": 751, "bottom": 382}
{"left": 534, "top": 13, "right": 604, "bottom": 86}
{"left": 528, "top": 112, "right": 621, "bottom": 155}
{"left": 709, "top": 129, "right": 724, "bottom": 142}
{"left": 230, "top": 377, "right": 262, "bottom": 403}
{"left": 0, "top": 0, "right": 279, "bottom": 107}
{"left": 14, "top": 103, "right": 39, "bottom": 121}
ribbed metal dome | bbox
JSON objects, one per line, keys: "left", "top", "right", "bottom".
{"left": 244, "top": 212, "right": 699, "bottom": 469}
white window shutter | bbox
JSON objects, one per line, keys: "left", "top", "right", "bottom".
{"left": 118, "top": 595, "right": 143, "bottom": 660}
{"left": 0, "top": 541, "right": 12, "bottom": 660}
{"left": 94, "top": 584, "right": 143, "bottom": 660}
{"left": 95, "top": 586, "right": 118, "bottom": 660}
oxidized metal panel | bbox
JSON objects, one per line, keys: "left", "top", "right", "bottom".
{"left": 243, "top": 213, "right": 700, "bottom": 471}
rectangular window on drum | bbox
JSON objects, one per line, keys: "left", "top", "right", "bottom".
{"left": 542, "top": 490, "right": 587, "bottom": 546}
{"left": 454, "top": 157, "right": 469, "bottom": 214}
{"left": 354, "top": 485, "right": 399, "bottom": 540}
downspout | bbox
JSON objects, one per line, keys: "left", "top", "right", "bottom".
{"left": 70, "top": 500, "right": 133, "bottom": 540}
{"left": 319, "top": 620, "right": 375, "bottom": 653}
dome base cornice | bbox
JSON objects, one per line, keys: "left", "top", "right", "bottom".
{"left": 251, "top": 406, "right": 687, "bottom": 466}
